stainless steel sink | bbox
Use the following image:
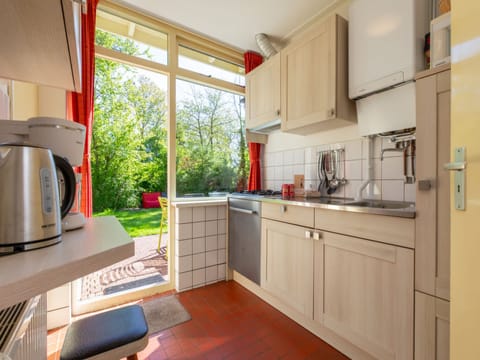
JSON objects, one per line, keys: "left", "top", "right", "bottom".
{"left": 345, "top": 200, "right": 413, "bottom": 209}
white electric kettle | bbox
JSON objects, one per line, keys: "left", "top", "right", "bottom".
{"left": 0, "top": 144, "right": 63, "bottom": 254}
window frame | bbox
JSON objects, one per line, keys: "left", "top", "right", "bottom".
{"left": 96, "top": 0, "right": 246, "bottom": 201}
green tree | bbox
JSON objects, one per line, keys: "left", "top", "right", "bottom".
{"left": 92, "top": 30, "right": 167, "bottom": 211}
{"left": 176, "top": 82, "right": 248, "bottom": 196}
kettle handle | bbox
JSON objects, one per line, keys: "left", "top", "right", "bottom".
{"left": 53, "top": 155, "right": 76, "bottom": 219}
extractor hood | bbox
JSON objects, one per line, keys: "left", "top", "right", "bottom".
{"left": 247, "top": 118, "right": 281, "bottom": 133}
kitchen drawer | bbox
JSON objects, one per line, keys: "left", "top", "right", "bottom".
{"left": 262, "top": 202, "right": 314, "bottom": 228}
{"left": 315, "top": 208, "right": 415, "bottom": 248}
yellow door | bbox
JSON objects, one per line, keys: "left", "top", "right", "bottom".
{"left": 450, "top": 1, "right": 480, "bottom": 358}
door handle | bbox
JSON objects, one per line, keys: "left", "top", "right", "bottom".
{"left": 444, "top": 146, "right": 466, "bottom": 210}
{"left": 443, "top": 162, "right": 466, "bottom": 171}
{"left": 229, "top": 206, "right": 257, "bottom": 215}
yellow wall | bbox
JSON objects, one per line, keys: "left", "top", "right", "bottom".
{"left": 450, "top": 1, "right": 480, "bottom": 358}
{"left": 11, "top": 81, "right": 38, "bottom": 120}
{"left": 10, "top": 81, "right": 66, "bottom": 120}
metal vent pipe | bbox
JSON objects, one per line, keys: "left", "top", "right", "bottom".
{"left": 255, "top": 33, "right": 277, "bottom": 59}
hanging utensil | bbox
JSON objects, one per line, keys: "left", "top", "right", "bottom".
{"left": 327, "top": 150, "right": 339, "bottom": 194}
{"left": 317, "top": 152, "right": 324, "bottom": 192}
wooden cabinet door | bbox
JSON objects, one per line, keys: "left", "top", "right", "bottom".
{"left": 261, "top": 219, "right": 314, "bottom": 318}
{"left": 323, "top": 231, "right": 414, "bottom": 360}
{"left": 245, "top": 53, "right": 281, "bottom": 130}
{"left": 415, "top": 291, "right": 450, "bottom": 360}
{"left": 281, "top": 14, "right": 336, "bottom": 132}
{"left": 415, "top": 68, "right": 451, "bottom": 300}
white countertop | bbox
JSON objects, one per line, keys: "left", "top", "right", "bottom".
{"left": 172, "top": 198, "right": 227, "bottom": 207}
{"left": 0, "top": 216, "right": 134, "bottom": 310}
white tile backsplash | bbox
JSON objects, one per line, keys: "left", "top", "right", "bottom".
{"left": 404, "top": 183, "right": 416, "bottom": 203}
{"left": 345, "top": 160, "right": 362, "bottom": 180}
{"left": 382, "top": 180, "right": 405, "bottom": 201}
{"left": 305, "top": 147, "right": 317, "bottom": 164}
{"left": 263, "top": 136, "right": 415, "bottom": 202}
{"left": 283, "top": 165, "right": 294, "bottom": 182}
{"left": 294, "top": 149, "right": 305, "bottom": 164}
{"left": 345, "top": 139, "right": 363, "bottom": 160}
{"left": 283, "top": 150, "right": 294, "bottom": 165}
{"left": 273, "top": 152, "right": 283, "bottom": 166}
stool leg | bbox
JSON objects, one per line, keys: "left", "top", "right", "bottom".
{"left": 127, "top": 354, "right": 138, "bottom": 360}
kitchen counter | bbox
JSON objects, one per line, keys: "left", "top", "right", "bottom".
{"left": 229, "top": 194, "right": 416, "bottom": 218}
{"left": 0, "top": 216, "right": 134, "bottom": 310}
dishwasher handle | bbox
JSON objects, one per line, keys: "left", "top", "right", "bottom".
{"left": 229, "top": 206, "right": 258, "bottom": 215}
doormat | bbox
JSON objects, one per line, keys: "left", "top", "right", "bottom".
{"left": 141, "top": 295, "right": 191, "bottom": 335}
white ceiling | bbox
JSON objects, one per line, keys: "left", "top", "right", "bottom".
{"left": 116, "top": 0, "right": 339, "bottom": 52}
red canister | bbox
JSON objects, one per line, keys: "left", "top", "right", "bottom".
{"left": 282, "top": 184, "right": 290, "bottom": 197}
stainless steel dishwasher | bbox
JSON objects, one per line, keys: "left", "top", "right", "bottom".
{"left": 228, "top": 196, "right": 261, "bottom": 285}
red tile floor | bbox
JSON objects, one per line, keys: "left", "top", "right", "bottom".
{"left": 48, "top": 281, "right": 349, "bottom": 359}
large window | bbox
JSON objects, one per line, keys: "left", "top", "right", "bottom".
{"left": 94, "top": 2, "right": 246, "bottom": 201}
{"left": 175, "top": 80, "right": 248, "bottom": 197}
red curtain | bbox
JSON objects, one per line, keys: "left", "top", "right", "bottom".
{"left": 244, "top": 51, "right": 263, "bottom": 191}
{"left": 248, "top": 142, "right": 261, "bottom": 191}
{"left": 67, "top": 0, "right": 99, "bottom": 218}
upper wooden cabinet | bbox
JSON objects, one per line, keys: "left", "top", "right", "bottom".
{"left": 0, "top": 0, "right": 82, "bottom": 92}
{"left": 415, "top": 65, "right": 451, "bottom": 301}
{"left": 281, "top": 14, "right": 356, "bottom": 134}
{"left": 245, "top": 53, "right": 281, "bottom": 131}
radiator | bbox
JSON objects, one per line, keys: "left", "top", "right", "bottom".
{"left": 0, "top": 294, "right": 47, "bottom": 360}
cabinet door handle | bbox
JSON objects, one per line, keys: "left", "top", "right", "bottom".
{"left": 276, "top": 109, "right": 281, "bottom": 116}
{"left": 305, "top": 231, "right": 312, "bottom": 239}
{"left": 280, "top": 205, "right": 287, "bottom": 213}
{"left": 327, "top": 108, "right": 335, "bottom": 118}
{"left": 313, "top": 232, "right": 322, "bottom": 241}
{"left": 418, "top": 179, "right": 432, "bottom": 191}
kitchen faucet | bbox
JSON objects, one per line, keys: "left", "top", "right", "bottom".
{"left": 380, "top": 147, "right": 404, "bottom": 160}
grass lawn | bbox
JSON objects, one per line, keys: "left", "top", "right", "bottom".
{"left": 94, "top": 208, "right": 163, "bottom": 238}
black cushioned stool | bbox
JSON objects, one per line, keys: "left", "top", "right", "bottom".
{"left": 60, "top": 304, "right": 149, "bottom": 360}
